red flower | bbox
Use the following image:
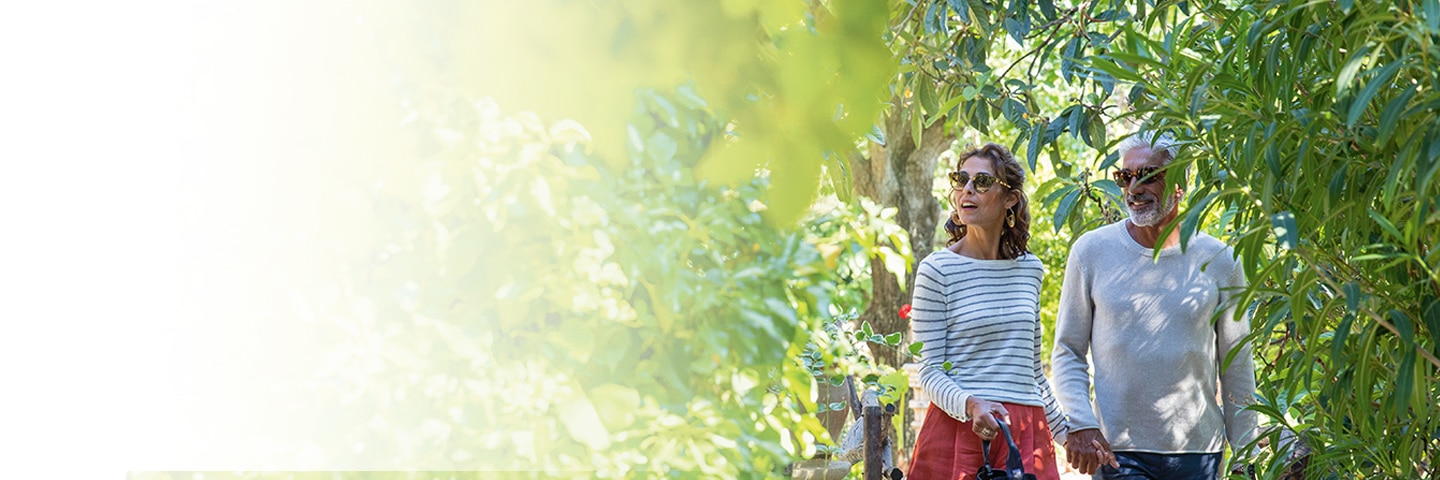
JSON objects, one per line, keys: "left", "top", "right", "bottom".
{"left": 898, "top": 304, "right": 912, "bottom": 319}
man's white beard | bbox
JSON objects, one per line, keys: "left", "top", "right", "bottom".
{"left": 1127, "top": 191, "right": 1177, "bottom": 227}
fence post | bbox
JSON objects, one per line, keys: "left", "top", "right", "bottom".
{"left": 862, "top": 390, "right": 882, "bottom": 480}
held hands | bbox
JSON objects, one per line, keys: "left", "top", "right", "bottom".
{"left": 965, "top": 397, "right": 1010, "bottom": 441}
{"left": 1065, "top": 428, "right": 1120, "bottom": 474}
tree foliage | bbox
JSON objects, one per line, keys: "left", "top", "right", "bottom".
{"left": 885, "top": 0, "right": 1440, "bottom": 476}
{"left": 1106, "top": 2, "right": 1440, "bottom": 476}
{"left": 141, "top": 0, "right": 1439, "bottom": 478}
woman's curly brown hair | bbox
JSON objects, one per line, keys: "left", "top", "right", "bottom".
{"left": 944, "top": 143, "right": 1031, "bottom": 259}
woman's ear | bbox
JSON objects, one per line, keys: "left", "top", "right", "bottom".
{"left": 1005, "top": 190, "right": 1020, "bottom": 210}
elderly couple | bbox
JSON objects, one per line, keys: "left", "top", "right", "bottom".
{"left": 905, "top": 132, "right": 1257, "bottom": 480}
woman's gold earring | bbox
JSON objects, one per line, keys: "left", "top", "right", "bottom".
{"left": 1006, "top": 210, "right": 1016, "bottom": 228}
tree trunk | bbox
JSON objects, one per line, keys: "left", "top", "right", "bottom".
{"left": 849, "top": 98, "right": 953, "bottom": 369}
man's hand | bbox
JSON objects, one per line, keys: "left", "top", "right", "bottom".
{"left": 1065, "top": 428, "right": 1120, "bottom": 474}
{"left": 965, "top": 397, "right": 1010, "bottom": 441}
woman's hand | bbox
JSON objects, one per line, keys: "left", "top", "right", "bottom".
{"left": 965, "top": 397, "right": 1010, "bottom": 441}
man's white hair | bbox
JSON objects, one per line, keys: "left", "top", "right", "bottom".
{"left": 1117, "top": 130, "right": 1179, "bottom": 164}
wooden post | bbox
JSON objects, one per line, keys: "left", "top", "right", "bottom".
{"left": 862, "top": 391, "right": 882, "bottom": 480}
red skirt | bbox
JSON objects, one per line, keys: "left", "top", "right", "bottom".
{"left": 907, "top": 403, "right": 1060, "bottom": 480}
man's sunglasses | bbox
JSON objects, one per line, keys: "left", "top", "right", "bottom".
{"left": 948, "top": 171, "right": 1011, "bottom": 193}
{"left": 1112, "top": 166, "right": 1166, "bottom": 187}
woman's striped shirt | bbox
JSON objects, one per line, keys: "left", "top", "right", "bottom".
{"left": 912, "top": 249, "right": 1068, "bottom": 444}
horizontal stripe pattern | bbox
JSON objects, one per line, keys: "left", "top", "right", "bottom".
{"left": 912, "top": 250, "right": 1069, "bottom": 443}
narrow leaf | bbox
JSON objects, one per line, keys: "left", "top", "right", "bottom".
{"left": 1392, "top": 309, "right": 1416, "bottom": 346}
{"left": 1332, "top": 315, "right": 1353, "bottom": 371}
{"left": 1367, "top": 209, "right": 1405, "bottom": 241}
{"left": 1039, "top": 0, "right": 1056, "bottom": 20}
{"left": 1053, "top": 187, "right": 1082, "bottom": 233}
{"left": 1343, "top": 282, "right": 1361, "bottom": 315}
{"left": 1180, "top": 191, "right": 1218, "bottom": 250}
{"left": 1376, "top": 82, "right": 1418, "bottom": 147}
{"left": 1348, "top": 59, "right": 1407, "bottom": 127}
{"left": 1394, "top": 348, "right": 1415, "bottom": 417}
{"left": 1427, "top": 0, "right": 1440, "bottom": 31}
{"left": 1335, "top": 46, "right": 1373, "bottom": 98}
{"left": 949, "top": 0, "right": 970, "bottom": 24}
{"left": 911, "top": 107, "right": 923, "bottom": 147}
{"left": 1027, "top": 124, "right": 1043, "bottom": 171}
{"left": 1270, "top": 211, "right": 1297, "bottom": 250}
{"left": 867, "top": 124, "right": 886, "bottom": 146}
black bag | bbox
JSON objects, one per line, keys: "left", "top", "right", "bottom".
{"left": 975, "top": 420, "right": 1037, "bottom": 480}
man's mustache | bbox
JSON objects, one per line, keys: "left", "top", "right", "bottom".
{"left": 1127, "top": 192, "right": 1157, "bottom": 203}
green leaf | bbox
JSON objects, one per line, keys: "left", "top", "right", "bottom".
{"left": 1367, "top": 209, "right": 1405, "bottom": 241}
{"left": 1392, "top": 309, "right": 1416, "bottom": 346}
{"left": 1335, "top": 45, "right": 1372, "bottom": 98}
{"left": 1394, "top": 348, "right": 1415, "bottom": 417}
{"left": 1423, "top": 298, "right": 1440, "bottom": 346}
{"left": 1038, "top": 0, "right": 1056, "bottom": 20}
{"left": 942, "top": 361, "right": 953, "bottom": 371}
{"left": 1427, "top": 0, "right": 1440, "bottom": 30}
{"left": 911, "top": 107, "right": 923, "bottom": 147}
{"left": 917, "top": 80, "right": 940, "bottom": 116}
{"left": 1343, "top": 282, "right": 1362, "bottom": 314}
{"left": 1085, "top": 110, "right": 1106, "bottom": 151}
{"left": 924, "top": 1, "right": 945, "bottom": 36}
{"left": 1180, "top": 191, "right": 1218, "bottom": 249}
{"left": 1328, "top": 164, "right": 1349, "bottom": 205}
{"left": 1061, "top": 36, "right": 1081, "bottom": 83}
{"left": 1270, "top": 211, "right": 1297, "bottom": 250}
{"left": 1093, "top": 178, "right": 1122, "bottom": 201}
{"left": 1067, "top": 105, "right": 1085, "bottom": 140}
{"left": 1347, "top": 58, "right": 1407, "bottom": 127}
{"left": 674, "top": 83, "right": 708, "bottom": 109}
{"left": 908, "top": 341, "right": 924, "bottom": 357}
{"left": 949, "top": 0, "right": 970, "bottom": 24}
{"left": 1127, "top": 83, "right": 1146, "bottom": 104}
{"left": 647, "top": 131, "right": 678, "bottom": 163}
{"left": 1332, "top": 315, "right": 1353, "bottom": 370}
{"left": 1001, "top": 98, "right": 1028, "bottom": 127}
{"left": 1087, "top": 57, "right": 1144, "bottom": 82}
{"left": 862, "top": 321, "right": 874, "bottom": 338}
{"left": 1004, "top": 16, "right": 1024, "bottom": 46}
{"left": 885, "top": 332, "right": 902, "bottom": 346}
{"left": 1378, "top": 83, "right": 1418, "bottom": 146}
{"left": 1027, "top": 125, "right": 1044, "bottom": 171}
{"left": 559, "top": 391, "right": 613, "bottom": 450}
{"left": 866, "top": 124, "right": 886, "bottom": 146}
{"left": 1053, "top": 187, "right": 1082, "bottom": 233}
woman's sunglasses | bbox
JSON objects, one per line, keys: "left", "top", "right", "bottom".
{"left": 949, "top": 171, "right": 1011, "bottom": 193}
{"left": 1112, "top": 166, "right": 1165, "bottom": 187}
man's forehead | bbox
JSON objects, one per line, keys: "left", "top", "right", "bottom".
{"left": 1121, "top": 147, "right": 1167, "bottom": 168}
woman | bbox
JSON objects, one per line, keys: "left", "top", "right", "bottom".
{"left": 907, "top": 143, "right": 1072, "bottom": 480}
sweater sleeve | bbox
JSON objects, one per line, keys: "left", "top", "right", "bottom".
{"left": 1035, "top": 315, "right": 1070, "bottom": 445}
{"left": 912, "top": 259, "right": 972, "bottom": 421}
{"left": 1051, "top": 242, "right": 1101, "bottom": 431}
{"left": 1216, "top": 260, "right": 1259, "bottom": 450}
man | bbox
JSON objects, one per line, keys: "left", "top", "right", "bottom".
{"left": 1051, "top": 131, "right": 1258, "bottom": 479}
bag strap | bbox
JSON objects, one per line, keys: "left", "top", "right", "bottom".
{"left": 980, "top": 419, "right": 1026, "bottom": 479}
